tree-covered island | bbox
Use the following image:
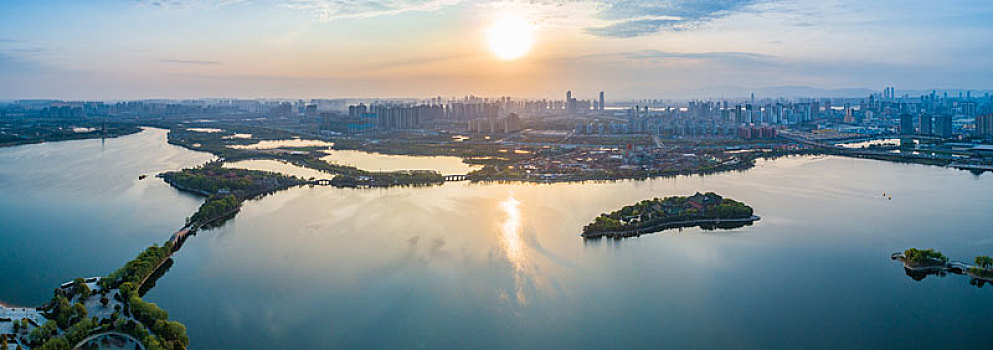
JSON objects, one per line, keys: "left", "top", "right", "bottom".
{"left": 891, "top": 249, "right": 993, "bottom": 285}
{"left": 895, "top": 248, "right": 949, "bottom": 269}
{"left": 582, "top": 192, "right": 758, "bottom": 238}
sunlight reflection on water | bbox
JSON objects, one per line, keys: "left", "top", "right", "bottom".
{"left": 499, "top": 192, "right": 527, "bottom": 304}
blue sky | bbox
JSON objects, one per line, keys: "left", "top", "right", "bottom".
{"left": 1, "top": 0, "right": 992, "bottom": 99}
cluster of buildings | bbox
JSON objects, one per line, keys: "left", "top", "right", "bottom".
{"left": 4, "top": 88, "right": 993, "bottom": 142}
{"left": 467, "top": 113, "right": 521, "bottom": 134}
{"left": 899, "top": 113, "right": 954, "bottom": 137}
{"left": 514, "top": 146, "right": 741, "bottom": 179}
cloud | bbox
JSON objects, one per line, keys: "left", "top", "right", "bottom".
{"left": 133, "top": 0, "right": 244, "bottom": 10}
{"left": 158, "top": 58, "right": 221, "bottom": 65}
{"left": 584, "top": 19, "right": 684, "bottom": 38}
{"left": 585, "top": 0, "right": 763, "bottom": 37}
{"left": 133, "top": 0, "right": 762, "bottom": 38}
{"left": 625, "top": 49, "right": 772, "bottom": 62}
{"left": 281, "top": 0, "right": 463, "bottom": 21}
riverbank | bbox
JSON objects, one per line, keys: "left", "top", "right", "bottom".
{"left": 0, "top": 122, "right": 142, "bottom": 148}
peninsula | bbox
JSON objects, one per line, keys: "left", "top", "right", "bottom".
{"left": 581, "top": 192, "right": 758, "bottom": 238}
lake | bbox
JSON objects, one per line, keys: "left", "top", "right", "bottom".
{"left": 1, "top": 128, "right": 992, "bottom": 349}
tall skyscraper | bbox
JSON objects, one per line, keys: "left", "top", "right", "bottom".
{"left": 933, "top": 115, "right": 953, "bottom": 137}
{"left": 899, "top": 113, "right": 914, "bottom": 135}
{"left": 977, "top": 114, "right": 993, "bottom": 136}
{"left": 599, "top": 91, "right": 605, "bottom": 111}
{"left": 918, "top": 114, "right": 932, "bottom": 135}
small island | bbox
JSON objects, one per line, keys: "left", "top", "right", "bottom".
{"left": 581, "top": 192, "right": 759, "bottom": 238}
{"left": 891, "top": 248, "right": 993, "bottom": 286}
{"left": 892, "top": 248, "right": 949, "bottom": 269}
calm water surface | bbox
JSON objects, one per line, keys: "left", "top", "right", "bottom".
{"left": 1, "top": 129, "right": 992, "bottom": 349}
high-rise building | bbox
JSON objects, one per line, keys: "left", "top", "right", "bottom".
{"left": 917, "top": 114, "right": 932, "bottom": 135}
{"left": 565, "top": 90, "right": 576, "bottom": 115}
{"left": 599, "top": 91, "right": 605, "bottom": 111}
{"left": 977, "top": 114, "right": 993, "bottom": 136}
{"left": 899, "top": 113, "right": 914, "bottom": 135}
{"left": 933, "top": 115, "right": 953, "bottom": 137}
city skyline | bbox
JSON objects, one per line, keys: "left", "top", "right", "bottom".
{"left": 2, "top": 0, "right": 992, "bottom": 100}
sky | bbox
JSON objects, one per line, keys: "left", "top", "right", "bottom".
{"left": 1, "top": 0, "right": 992, "bottom": 100}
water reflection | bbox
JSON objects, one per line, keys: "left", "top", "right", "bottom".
{"left": 902, "top": 267, "right": 947, "bottom": 281}
{"left": 901, "top": 266, "right": 992, "bottom": 289}
{"left": 228, "top": 139, "right": 334, "bottom": 150}
{"left": 321, "top": 150, "right": 480, "bottom": 175}
{"left": 499, "top": 193, "right": 527, "bottom": 304}
{"left": 224, "top": 159, "right": 329, "bottom": 180}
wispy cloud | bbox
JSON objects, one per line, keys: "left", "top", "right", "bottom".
{"left": 280, "top": 0, "right": 463, "bottom": 21}
{"left": 158, "top": 58, "right": 221, "bottom": 65}
{"left": 585, "top": 0, "right": 764, "bottom": 37}
{"left": 133, "top": 0, "right": 245, "bottom": 10}
{"left": 625, "top": 50, "right": 772, "bottom": 62}
{"left": 134, "top": 0, "right": 765, "bottom": 38}
{"left": 585, "top": 19, "right": 685, "bottom": 38}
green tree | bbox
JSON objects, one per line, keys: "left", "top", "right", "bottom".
{"left": 78, "top": 283, "right": 92, "bottom": 300}
{"left": 73, "top": 302, "right": 87, "bottom": 323}
{"left": 29, "top": 321, "right": 58, "bottom": 345}
{"left": 35, "top": 336, "right": 70, "bottom": 350}
{"left": 976, "top": 255, "right": 993, "bottom": 269}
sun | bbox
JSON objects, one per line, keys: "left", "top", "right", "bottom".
{"left": 487, "top": 16, "right": 534, "bottom": 60}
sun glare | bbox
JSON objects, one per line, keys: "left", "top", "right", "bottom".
{"left": 487, "top": 16, "right": 534, "bottom": 60}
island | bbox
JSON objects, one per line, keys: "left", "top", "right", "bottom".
{"left": 891, "top": 249, "right": 993, "bottom": 286}
{"left": 581, "top": 192, "right": 759, "bottom": 238}
{"left": 892, "top": 248, "right": 949, "bottom": 269}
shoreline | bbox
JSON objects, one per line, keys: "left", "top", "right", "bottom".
{"left": 582, "top": 215, "right": 761, "bottom": 238}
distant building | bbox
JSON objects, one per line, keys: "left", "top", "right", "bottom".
{"left": 599, "top": 91, "right": 605, "bottom": 111}
{"left": 468, "top": 113, "right": 521, "bottom": 134}
{"left": 976, "top": 114, "right": 993, "bottom": 137}
{"left": 737, "top": 126, "right": 776, "bottom": 140}
{"left": 266, "top": 103, "right": 293, "bottom": 119}
{"left": 933, "top": 115, "right": 953, "bottom": 138}
{"left": 899, "top": 113, "right": 915, "bottom": 135}
{"left": 917, "top": 113, "right": 932, "bottom": 135}
{"left": 304, "top": 104, "right": 318, "bottom": 118}
{"left": 686, "top": 192, "right": 722, "bottom": 211}
{"left": 348, "top": 103, "right": 367, "bottom": 117}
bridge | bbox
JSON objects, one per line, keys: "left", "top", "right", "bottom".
{"left": 778, "top": 132, "right": 952, "bottom": 164}
{"left": 311, "top": 179, "right": 333, "bottom": 185}
{"left": 444, "top": 175, "right": 468, "bottom": 181}
{"left": 72, "top": 331, "right": 146, "bottom": 350}
{"left": 168, "top": 229, "right": 191, "bottom": 248}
